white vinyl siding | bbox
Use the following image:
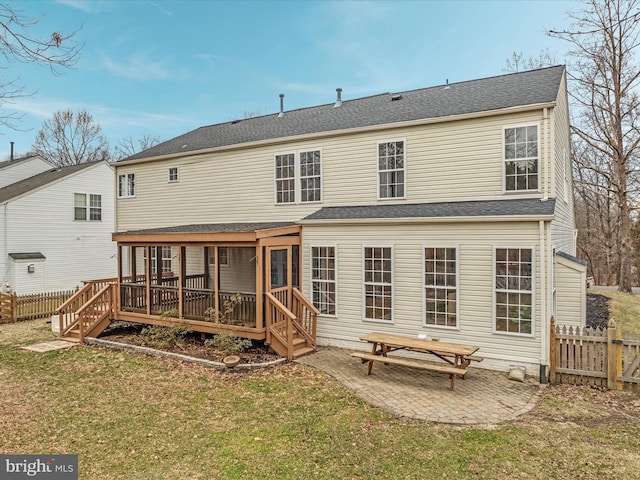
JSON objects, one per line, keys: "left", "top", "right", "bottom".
{"left": 118, "top": 173, "right": 135, "bottom": 198}
{"left": 424, "top": 247, "right": 458, "bottom": 328}
{"left": 494, "top": 247, "right": 534, "bottom": 336}
{"left": 377, "top": 140, "right": 405, "bottom": 199}
{"left": 311, "top": 246, "right": 336, "bottom": 316}
{"left": 363, "top": 246, "right": 393, "bottom": 322}
{"left": 115, "top": 111, "right": 549, "bottom": 231}
{"left": 504, "top": 125, "right": 539, "bottom": 192}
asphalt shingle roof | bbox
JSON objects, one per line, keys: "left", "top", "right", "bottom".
{"left": 0, "top": 161, "right": 103, "bottom": 203}
{"left": 119, "top": 221, "right": 298, "bottom": 235}
{"left": 301, "top": 198, "right": 556, "bottom": 222}
{"left": 124, "top": 65, "right": 565, "bottom": 162}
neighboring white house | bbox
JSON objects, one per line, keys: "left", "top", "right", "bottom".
{"left": 0, "top": 155, "right": 53, "bottom": 189}
{"left": 0, "top": 160, "right": 116, "bottom": 294}
{"left": 110, "top": 66, "right": 586, "bottom": 380}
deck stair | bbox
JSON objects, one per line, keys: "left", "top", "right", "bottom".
{"left": 58, "top": 281, "right": 116, "bottom": 343}
{"left": 265, "top": 288, "right": 319, "bottom": 360}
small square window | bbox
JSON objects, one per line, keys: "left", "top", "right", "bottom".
{"left": 168, "top": 167, "right": 179, "bottom": 183}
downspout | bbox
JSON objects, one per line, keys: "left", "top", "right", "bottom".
{"left": 542, "top": 107, "right": 549, "bottom": 201}
{"left": 2, "top": 202, "right": 7, "bottom": 288}
{"left": 539, "top": 220, "right": 547, "bottom": 383}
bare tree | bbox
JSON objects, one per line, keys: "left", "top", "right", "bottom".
{"left": 32, "top": 109, "right": 111, "bottom": 166}
{"left": 549, "top": 0, "right": 640, "bottom": 293}
{"left": 504, "top": 48, "right": 560, "bottom": 73}
{"left": 0, "top": 3, "right": 81, "bottom": 129}
{"left": 114, "top": 134, "right": 162, "bottom": 159}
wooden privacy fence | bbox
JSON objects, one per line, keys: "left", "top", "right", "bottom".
{"left": 0, "top": 289, "right": 76, "bottom": 323}
{"left": 550, "top": 317, "right": 640, "bottom": 390}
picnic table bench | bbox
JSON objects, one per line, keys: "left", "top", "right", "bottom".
{"left": 352, "top": 332, "right": 481, "bottom": 391}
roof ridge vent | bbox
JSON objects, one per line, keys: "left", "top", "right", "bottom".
{"left": 334, "top": 87, "right": 342, "bottom": 107}
{"left": 278, "top": 94, "right": 284, "bottom": 118}
{"left": 391, "top": 94, "right": 402, "bottom": 101}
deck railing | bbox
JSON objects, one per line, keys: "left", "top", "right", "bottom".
{"left": 292, "top": 288, "right": 319, "bottom": 346}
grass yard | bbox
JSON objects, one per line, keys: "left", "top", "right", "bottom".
{"left": 592, "top": 289, "right": 640, "bottom": 338}
{"left": 1, "top": 319, "right": 640, "bottom": 479}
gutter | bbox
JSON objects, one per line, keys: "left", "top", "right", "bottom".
{"left": 297, "top": 214, "right": 556, "bottom": 226}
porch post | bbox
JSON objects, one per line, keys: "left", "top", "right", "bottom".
{"left": 145, "top": 246, "right": 151, "bottom": 315}
{"left": 116, "top": 244, "right": 122, "bottom": 313}
{"left": 255, "top": 244, "right": 263, "bottom": 330}
{"left": 203, "top": 247, "right": 210, "bottom": 290}
{"left": 214, "top": 246, "right": 220, "bottom": 313}
{"left": 178, "top": 246, "right": 185, "bottom": 318}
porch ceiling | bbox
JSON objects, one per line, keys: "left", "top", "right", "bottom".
{"left": 112, "top": 221, "right": 300, "bottom": 244}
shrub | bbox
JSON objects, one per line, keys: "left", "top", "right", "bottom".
{"left": 205, "top": 332, "right": 253, "bottom": 357}
{"left": 140, "top": 310, "right": 191, "bottom": 350}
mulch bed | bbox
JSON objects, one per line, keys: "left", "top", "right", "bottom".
{"left": 98, "top": 321, "right": 280, "bottom": 364}
{"left": 586, "top": 293, "right": 610, "bottom": 330}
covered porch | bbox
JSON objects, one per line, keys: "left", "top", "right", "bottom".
{"left": 105, "top": 222, "right": 317, "bottom": 358}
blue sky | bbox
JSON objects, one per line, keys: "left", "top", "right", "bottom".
{"left": 2, "top": 0, "right": 575, "bottom": 160}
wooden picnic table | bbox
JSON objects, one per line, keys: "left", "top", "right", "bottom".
{"left": 352, "top": 332, "right": 481, "bottom": 390}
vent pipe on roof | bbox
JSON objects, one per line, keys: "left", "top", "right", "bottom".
{"left": 334, "top": 88, "right": 343, "bottom": 108}
{"left": 10, "top": 141, "right": 14, "bottom": 161}
{"left": 278, "top": 94, "right": 284, "bottom": 118}
{"left": 444, "top": 79, "right": 450, "bottom": 90}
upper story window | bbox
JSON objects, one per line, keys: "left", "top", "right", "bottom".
{"left": 118, "top": 173, "right": 135, "bottom": 198}
{"left": 274, "top": 150, "right": 322, "bottom": 204}
{"left": 74, "top": 193, "right": 102, "bottom": 221}
{"left": 300, "top": 150, "right": 322, "bottom": 202}
{"left": 275, "top": 153, "right": 295, "bottom": 204}
{"left": 168, "top": 167, "right": 179, "bottom": 183}
{"left": 378, "top": 140, "right": 405, "bottom": 199}
{"left": 504, "top": 125, "right": 538, "bottom": 191}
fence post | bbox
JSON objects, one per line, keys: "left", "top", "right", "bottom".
{"left": 549, "top": 316, "right": 556, "bottom": 384}
{"left": 607, "top": 318, "right": 617, "bottom": 390}
{"left": 11, "top": 293, "right": 17, "bottom": 323}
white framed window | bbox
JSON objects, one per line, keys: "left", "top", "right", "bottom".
{"left": 145, "top": 246, "right": 172, "bottom": 275}
{"left": 504, "top": 125, "right": 539, "bottom": 191}
{"left": 363, "top": 246, "right": 393, "bottom": 322}
{"left": 209, "top": 247, "right": 229, "bottom": 267}
{"left": 494, "top": 247, "right": 534, "bottom": 335}
{"left": 118, "top": 173, "right": 135, "bottom": 198}
{"left": 424, "top": 247, "right": 458, "bottom": 328}
{"left": 274, "top": 150, "right": 322, "bottom": 204}
{"left": 168, "top": 166, "right": 179, "bottom": 183}
{"left": 378, "top": 140, "right": 405, "bottom": 199}
{"left": 311, "top": 246, "right": 336, "bottom": 316}
{"left": 275, "top": 153, "right": 295, "bottom": 204}
{"left": 74, "top": 193, "right": 102, "bottom": 221}
{"left": 300, "top": 150, "right": 322, "bottom": 202}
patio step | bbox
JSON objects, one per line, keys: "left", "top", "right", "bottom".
{"left": 292, "top": 346, "right": 315, "bottom": 359}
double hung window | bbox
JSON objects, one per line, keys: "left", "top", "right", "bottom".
{"left": 495, "top": 248, "right": 534, "bottom": 335}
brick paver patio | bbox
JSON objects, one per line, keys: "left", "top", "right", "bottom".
{"left": 296, "top": 346, "right": 545, "bottom": 425}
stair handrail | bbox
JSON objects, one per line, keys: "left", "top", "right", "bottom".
{"left": 292, "top": 288, "right": 319, "bottom": 345}
{"left": 265, "top": 292, "right": 296, "bottom": 358}
{"left": 57, "top": 282, "right": 94, "bottom": 337}
{"left": 75, "top": 283, "right": 114, "bottom": 343}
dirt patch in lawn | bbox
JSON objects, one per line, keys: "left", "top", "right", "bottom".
{"left": 586, "top": 292, "right": 610, "bottom": 329}
{"left": 98, "top": 321, "right": 281, "bottom": 364}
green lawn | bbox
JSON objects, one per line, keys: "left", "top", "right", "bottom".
{"left": 1, "top": 319, "right": 639, "bottom": 479}
{"left": 592, "top": 289, "right": 640, "bottom": 337}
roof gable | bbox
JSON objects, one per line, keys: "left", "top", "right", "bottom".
{"left": 123, "top": 66, "right": 566, "bottom": 162}
{"left": 0, "top": 161, "right": 108, "bottom": 204}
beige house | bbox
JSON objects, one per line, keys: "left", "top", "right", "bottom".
{"left": 76, "top": 66, "right": 584, "bottom": 380}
